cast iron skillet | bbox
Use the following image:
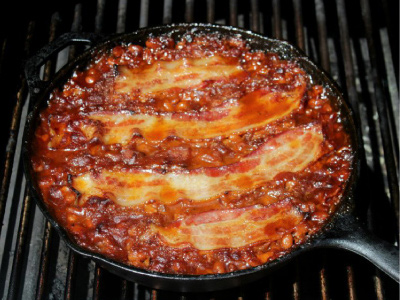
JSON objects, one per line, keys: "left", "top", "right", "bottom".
{"left": 23, "top": 23, "right": 399, "bottom": 292}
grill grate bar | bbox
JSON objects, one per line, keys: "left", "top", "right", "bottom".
{"left": 69, "top": 4, "right": 83, "bottom": 60}
{"left": 265, "top": 281, "right": 272, "bottom": 300}
{"left": 117, "top": 0, "right": 128, "bottom": 33}
{"left": 319, "top": 266, "right": 328, "bottom": 300}
{"left": 139, "top": 0, "right": 150, "bottom": 28}
{"left": 271, "top": 0, "right": 282, "bottom": 39}
{"left": 163, "top": 0, "right": 173, "bottom": 24}
{"left": 359, "top": 0, "right": 399, "bottom": 225}
{"left": 380, "top": 28, "right": 399, "bottom": 134}
{"left": 71, "top": 3, "right": 83, "bottom": 33}
{"left": 346, "top": 266, "right": 356, "bottom": 300}
{"left": 95, "top": 0, "right": 106, "bottom": 33}
{"left": 250, "top": 0, "right": 260, "bottom": 32}
{"left": 381, "top": 0, "right": 398, "bottom": 75}
{"left": 119, "top": 278, "right": 128, "bottom": 300}
{"left": 6, "top": 190, "right": 32, "bottom": 300}
{"left": 92, "top": 266, "right": 102, "bottom": 300}
{"left": 133, "top": 282, "right": 139, "bottom": 300}
{"left": 64, "top": 252, "right": 77, "bottom": 300}
{"left": 292, "top": 262, "right": 300, "bottom": 300}
{"left": 373, "top": 273, "right": 385, "bottom": 300}
{"left": 185, "top": 0, "right": 194, "bottom": 23}
{"left": 206, "top": 0, "right": 215, "bottom": 23}
{"left": 150, "top": 288, "right": 157, "bottom": 298}
{"left": 314, "top": 0, "right": 330, "bottom": 72}
{"left": 35, "top": 221, "right": 54, "bottom": 300}
{"left": 335, "top": 0, "right": 363, "bottom": 135}
{"left": 292, "top": 0, "right": 305, "bottom": 50}
{"left": 229, "top": 0, "right": 238, "bottom": 27}
{"left": 151, "top": 289, "right": 157, "bottom": 300}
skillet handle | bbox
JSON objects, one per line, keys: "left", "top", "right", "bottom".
{"left": 24, "top": 32, "right": 104, "bottom": 95}
{"left": 315, "top": 214, "right": 399, "bottom": 282}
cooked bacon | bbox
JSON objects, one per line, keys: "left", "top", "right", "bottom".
{"left": 115, "top": 56, "right": 244, "bottom": 95}
{"left": 150, "top": 200, "right": 304, "bottom": 250}
{"left": 86, "top": 76, "right": 306, "bottom": 143}
{"left": 72, "top": 125, "right": 323, "bottom": 206}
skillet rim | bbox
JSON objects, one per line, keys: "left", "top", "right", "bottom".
{"left": 22, "top": 23, "right": 360, "bottom": 289}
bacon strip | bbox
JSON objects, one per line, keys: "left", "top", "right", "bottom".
{"left": 87, "top": 77, "right": 306, "bottom": 143}
{"left": 151, "top": 201, "right": 304, "bottom": 250}
{"left": 72, "top": 126, "right": 323, "bottom": 206}
{"left": 115, "top": 56, "right": 244, "bottom": 95}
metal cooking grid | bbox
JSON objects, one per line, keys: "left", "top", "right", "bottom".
{"left": 0, "top": 0, "right": 398, "bottom": 299}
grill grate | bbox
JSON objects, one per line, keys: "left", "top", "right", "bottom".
{"left": 0, "top": 0, "right": 398, "bottom": 299}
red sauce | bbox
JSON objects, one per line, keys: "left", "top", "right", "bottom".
{"left": 31, "top": 34, "right": 353, "bottom": 275}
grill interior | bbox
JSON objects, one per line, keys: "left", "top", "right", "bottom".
{"left": 0, "top": 0, "right": 398, "bottom": 299}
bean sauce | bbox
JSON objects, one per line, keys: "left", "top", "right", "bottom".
{"left": 31, "top": 34, "right": 353, "bottom": 275}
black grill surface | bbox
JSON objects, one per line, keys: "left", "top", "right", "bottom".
{"left": 0, "top": 0, "right": 398, "bottom": 299}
